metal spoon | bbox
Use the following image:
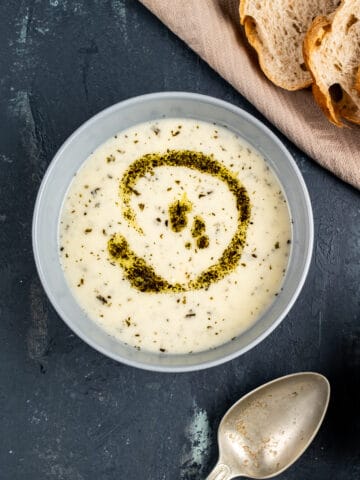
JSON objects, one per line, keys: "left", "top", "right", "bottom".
{"left": 206, "top": 372, "right": 330, "bottom": 479}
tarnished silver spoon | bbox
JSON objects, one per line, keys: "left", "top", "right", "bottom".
{"left": 206, "top": 372, "right": 330, "bottom": 479}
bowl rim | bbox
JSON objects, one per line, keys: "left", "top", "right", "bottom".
{"left": 32, "top": 91, "right": 314, "bottom": 372}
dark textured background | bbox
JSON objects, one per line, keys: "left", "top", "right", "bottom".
{"left": 0, "top": 1, "right": 359, "bottom": 479}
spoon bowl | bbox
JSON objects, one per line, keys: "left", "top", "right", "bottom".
{"left": 207, "top": 372, "right": 330, "bottom": 479}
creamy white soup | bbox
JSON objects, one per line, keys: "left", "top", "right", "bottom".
{"left": 59, "top": 118, "right": 291, "bottom": 354}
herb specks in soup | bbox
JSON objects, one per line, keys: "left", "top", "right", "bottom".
{"left": 59, "top": 119, "right": 291, "bottom": 354}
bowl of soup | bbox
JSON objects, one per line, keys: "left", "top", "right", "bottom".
{"left": 32, "top": 92, "right": 313, "bottom": 371}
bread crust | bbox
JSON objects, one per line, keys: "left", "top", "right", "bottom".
{"left": 354, "top": 66, "right": 360, "bottom": 94}
{"left": 339, "top": 81, "right": 360, "bottom": 124}
{"left": 303, "top": 16, "right": 344, "bottom": 126}
{"left": 303, "top": 1, "right": 360, "bottom": 126}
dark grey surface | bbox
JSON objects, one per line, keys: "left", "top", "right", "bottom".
{"left": 0, "top": 1, "right": 359, "bottom": 479}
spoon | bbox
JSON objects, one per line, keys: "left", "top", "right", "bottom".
{"left": 206, "top": 372, "right": 330, "bottom": 479}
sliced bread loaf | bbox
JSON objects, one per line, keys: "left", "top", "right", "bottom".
{"left": 303, "top": 0, "right": 360, "bottom": 126}
{"left": 239, "top": 0, "right": 341, "bottom": 90}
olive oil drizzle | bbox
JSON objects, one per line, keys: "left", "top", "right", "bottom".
{"left": 168, "top": 193, "right": 193, "bottom": 233}
{"left": 108, "top": 149, "right": 251, "bottom": 293}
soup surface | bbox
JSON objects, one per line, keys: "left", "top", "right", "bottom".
{"left": 59, "top": 118, "right": 291, "bottom": 354}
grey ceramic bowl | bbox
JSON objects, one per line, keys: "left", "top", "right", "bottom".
{"left": 32, "top": 92, "right": 313, "bottom": 372}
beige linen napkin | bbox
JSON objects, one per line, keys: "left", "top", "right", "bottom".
{"left": 139, "top": 0, "right": 360, "bottom": 189}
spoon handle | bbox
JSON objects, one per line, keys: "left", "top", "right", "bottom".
{"left": 206, "top": 462, "right": 234, "bottom": 480}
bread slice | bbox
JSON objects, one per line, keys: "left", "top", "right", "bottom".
{"left": 239, "top": 0, "right": 341, "bottom": 90}
{"left": 303, "top": 0, "right": 360, "bottom": 126}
